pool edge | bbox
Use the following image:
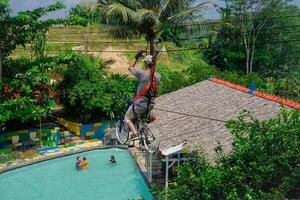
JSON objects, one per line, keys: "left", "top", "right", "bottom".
{"left": 0, "top": 145, "right": 153, "bottom": 188}
{"left": 0, "top": 145, "right": 126, "bottom": 174}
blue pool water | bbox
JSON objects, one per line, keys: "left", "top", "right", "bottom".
{"left": 0, "top": 149, "right": 153, "bottom": 200}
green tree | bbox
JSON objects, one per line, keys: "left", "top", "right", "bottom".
{"left": 98, "top": 0, "right": 211, "bottom": 55}
{"left": 205, "top": 0, "right": 299, "bottom": 75}
{"left": 31, "top": 32, "right": 47, "bottom": 59}
{"left": 58, "top": 52, "right": 135, "bottom": 122}
{"left": 254, "top": 5, "right": 300, "bottom": 96}
{"left": 0, "top": 66, "right": 56, "bottom": 129}
{"left": 0, "top": 0, "right": 65, "bottom": 81}
{"left": 68, "top": 0, "right": 100, "bottom": 26}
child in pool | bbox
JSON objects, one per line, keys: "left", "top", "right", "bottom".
{"left": 76, "top": 156, "right": 82, "bottom": 170}
{"left": 81, "top": 157, "right": 89, "bottom": 169}
{"left": 109, "top": 155, "right": 116, "bottom": 165}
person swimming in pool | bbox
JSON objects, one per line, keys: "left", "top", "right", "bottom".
{"left": 76, "top": 156, "right": 82, "bottom": 170}
{"left": 109, "top": 155, "right": 116, "bottom": 165}
{"left": 81, "top": 157, "right": 89, "bottom": 169}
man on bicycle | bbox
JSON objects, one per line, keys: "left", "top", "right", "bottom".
{"left": 125, "top": 49, "right": 161, "bottom": 138}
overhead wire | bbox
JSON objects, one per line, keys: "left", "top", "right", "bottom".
{"left": 153, "top": 107, "right": 226, "bottom": 123}
{"left": 175, "top": 14, "right": 300, "bottom": 27}
{"left": 45, "top": 29, "right": 300, "bottom": 44}
{"left": 46, "top": 40, "right": 147, "bottom": 44}
{"left": 43, "top": 23, "right": 300, "bottom": 47}
{"left": 179, "top": 29, "right": 300, "bottom": 41}
{"left": 37, "top": 37, "right": 300, "bottom": 53}
{"left": 45, "top": 14, "right": 300, "bottom": 37}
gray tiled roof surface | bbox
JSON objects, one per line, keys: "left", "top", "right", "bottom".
{"left": 150, "top": 80, "right": 282, "bottom": 158}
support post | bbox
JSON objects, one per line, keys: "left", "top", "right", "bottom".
{"left": 149, "top": 152, "right": 153, "bottom": 183}
{"left": 39, "top": 118, "right": 43, "bottom": 147}
{"left": 165, "top": 155, "right": 169, "bottom": 188}
{"left": 84, "top": 33, "right": 89, "bottom": 53}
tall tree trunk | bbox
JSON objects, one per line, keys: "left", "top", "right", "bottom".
{"left": 274, "top": 66, "right": 280, "bottom": 87}
{"left": 246, "top": 48, "right": 250, "bottom": 75}
{"left": 243, "top": 32, "right": 250, "bottom": 75}
{"left": 249, "top": 34, "right": 258, "bottom": 74}
{"left": 0, "top": 50, "right": 2, "bottom": 82}
{"left": 250, "top": 45, "right": 255, "bottom": 74}
{"left": 149, "top": 38, "right": 155, "bottom": 56}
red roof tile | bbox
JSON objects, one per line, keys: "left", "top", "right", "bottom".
{"left": 210, "top": 77, "right": 300, "bottom": 110}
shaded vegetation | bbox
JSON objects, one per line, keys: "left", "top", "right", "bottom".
{"left": 57, "top": 52, "right": 136, "bottom": 122}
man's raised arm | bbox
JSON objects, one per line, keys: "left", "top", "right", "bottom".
{"left": 128, "top": 49, "right": 145, "bottom": 73}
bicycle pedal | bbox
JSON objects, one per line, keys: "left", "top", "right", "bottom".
{"left": 130, "top": 133, "right": 138, "bottom": 139}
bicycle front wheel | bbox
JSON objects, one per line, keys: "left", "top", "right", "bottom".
{"left": 143, "top": 126, "right": 160, "bottom": 153}
{"left": 115, "top": 120, "right": 129, "bottom": 144}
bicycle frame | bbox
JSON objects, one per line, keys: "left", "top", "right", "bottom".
{"left": 114, "top": 97, "right": 160, "bottom": 153}
{"left": 114, "top": 97, "right": 132, "bottom": 135}
{"left": 115, "top": 97, "right": 146, "bottom": 141}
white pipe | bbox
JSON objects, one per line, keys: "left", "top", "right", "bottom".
{"left": 165, "top": 155, "right": 169, "bottom": 188}
{"left": 149, "top": 152, "right": 153, "bottom": 183}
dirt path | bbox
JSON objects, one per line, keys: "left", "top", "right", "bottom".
{"left": 72, "top": 46, "right": 130, "bottom": 75}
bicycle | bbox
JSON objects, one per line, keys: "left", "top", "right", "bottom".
{"left": 115, "top": 97, "right": 160, "bottom": 153}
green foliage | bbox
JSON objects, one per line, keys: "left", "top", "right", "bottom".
{"left": 220, "top": 71, "right": 266, "bottom": 90}
{"left": 156, "top": 50, "right": 299, "bottom": 102}
{"left": 58, "top": 52, "right": 105, "bottom": 90}
{"left": 254, "top": 5, "right": 300, "bottom": 75}
{"left": 185, "top": 59, "right": 219, "bottom": 83}
{"left": 2, "top": 56, "right": 56, "bottom": 82}
{"left": 158, "top": 109, "right": 300, "bottom": 199}
{"left": 204, "top": 1, "right": 299, "bottom": 73}
{"left": 0, "top": 1, "right": 65, "bottom": 80}
{"left": 31, "top": 32, "right": 47, "bottom": 59}
{"left": 273, "top": 75, "right": 300, "bottom": 101}
{"left": 98, "top": 0, "right": 210, "bottom": 54}
{"left": 203, "top": 1, "right": 300, "bottom": 100}
{"left": 156, "top": 52, "right": 268, "bottom": 96}
{"left": 67, "top": 1, "right": 101, "bottom": 26}
{"left": 0, "top": 1, "right": 65, "bottom": 57}
{"left": 0, "top": 66, "right": 56, "bottom": 128}
{"left": 58, "top": 52, "right": 135, "bottom": 122}
{"left": 156, "top": 63, "right": 190, "bottom": 94}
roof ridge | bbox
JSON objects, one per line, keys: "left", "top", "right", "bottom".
{"left": 209, "top": 77, "right": 300, "bottom": 110}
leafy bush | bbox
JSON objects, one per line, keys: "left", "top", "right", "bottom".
{"left": 220, "top": 70, "right": 267, "bottom": 89}
{"left": 273, "top": 75, "right": 300, "bottom": 102}
{"left": 156, "top": 53, "right": 268, "bottom": 96}
{"left": 0, "top": 66, "right": 56, "bottom": 129}
{"left": 185, "top": 59, "right": 219, "bottom": 83}
{"left": 66, "top": 2, "right": 100, "bottom": 26}
{"left": 158, "top": 109, "right": 300, "bottom": 199}
{"left": 3, "top": 56, "right": 55, "bottom": 83}
{"left": 58, "top": 52, "right": 135, "bottom": 122}
{"left": 156, "top": 63, "right": 190, "bottom": 95}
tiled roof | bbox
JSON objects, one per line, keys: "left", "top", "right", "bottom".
{"left": 151, "top": 78, "right": 298, "bottom": 158}
{"left": 210, "top": 78, "right": 300, "bottom": 110}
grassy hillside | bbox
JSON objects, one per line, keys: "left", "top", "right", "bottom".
{"left": 12, "top": 25, "right": 198, "bottom": 77}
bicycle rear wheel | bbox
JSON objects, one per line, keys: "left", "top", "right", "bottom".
{"left": 143, "top": 126, "right": 160, "bottom": 153}
{"left": 115, "top": 120, "right": 129, "bottom": 144}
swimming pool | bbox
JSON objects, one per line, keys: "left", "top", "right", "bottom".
{"left": 0, "top": 149, "right": 153, "bottom": 200}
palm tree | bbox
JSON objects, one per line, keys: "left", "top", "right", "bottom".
{"left": 98, "top": 0, "right": 211, "bottom": 55}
